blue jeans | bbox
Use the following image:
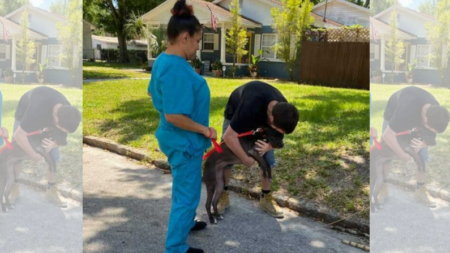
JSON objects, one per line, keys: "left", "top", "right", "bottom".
{"left": 221, "top": 119, "right": 276, "bottom": 169}
{"left": 382, "top": 120, "right": 429, "bottom": 163}
{"left": 13, "top": 120, "right": 61, "bottom": 164}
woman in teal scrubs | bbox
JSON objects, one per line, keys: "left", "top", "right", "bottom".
{"left": 148, "top": 1, "right": 217, "bottom": 253}
{"left": 0, "top": 89, "right": 10, "bottom": 146}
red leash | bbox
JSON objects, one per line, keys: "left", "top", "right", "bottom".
{"left": 0, "top": 129, "right": 47, "bottom": 154}
{"left": 370, "top": 128, "right": 416, "bottom": 153}
{"left": 203, "top": 128, "right": 262, "bottom": 160}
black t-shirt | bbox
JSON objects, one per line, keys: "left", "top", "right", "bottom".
{"left": 384, "top": 86, "right": 438, "bottom": 140}
{"left": 224, "top": 81, "right": 287, "bottom": 133}
{"left": 15, "top": 86, "right": 70, "bottom": 142}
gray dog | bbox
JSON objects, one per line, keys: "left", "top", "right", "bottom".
{"left": 370, "top": 127, "right": 436, "bottom": 212}
{"left": 203, "top": 127, "right": 284, "bottom": 224}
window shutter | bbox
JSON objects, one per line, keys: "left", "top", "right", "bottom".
{"left": 214, "top": 34, "right": 219, "bottom": 50}
{"left": 5, "top": 45, "right": 10, "bottom": 59}
{"left": 375, "top": 45, "right": 379, "bottom": 60}
{"left": 410, "top": 45, "right": 416, "bottom": 65}
{"left": 41, "top": 45, "right": 47, "bottom": 64}
{"left": 254, "top": 34, "right": 261, "bottom": 55}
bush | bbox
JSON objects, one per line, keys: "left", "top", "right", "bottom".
{"left": 100, "top": 49, "right": 147, "bottom": 64}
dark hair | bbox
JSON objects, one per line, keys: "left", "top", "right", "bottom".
{"left": 426, "top": 105, "right": 449, "bottom": 133}
{"left": 168, "top": 0, "right": 202, "bottom": 43}
{"left": 272, "top": 102, "right": 299, "bottom": 134}
{"left": 57, "top": 105, "right": 81, "bottom": 133}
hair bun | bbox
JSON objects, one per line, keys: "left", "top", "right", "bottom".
{"left": 171, "top": 0, "right": 194, "bottom": 17}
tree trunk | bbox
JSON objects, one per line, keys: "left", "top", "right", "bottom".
{"left": 117, "top": 30, "right": 129, "bottom": 63}
{"left": 364, "top": 0, "right": 370, "bottom": 8}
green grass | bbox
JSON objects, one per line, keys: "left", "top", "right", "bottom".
{"left": 371, "top": 83, "right": 450, "bottom": 191}
{"left": 83, "top": 61, "right": 151, "bottom": 79}
{"left": 84, "top": 77, "right": 370, "bottom": 219}
{"left": 1, "top": 84, "right": 83, "bottom": 192}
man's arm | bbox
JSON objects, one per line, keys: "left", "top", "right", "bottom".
{"left": 13, "top": 126, "right": 42, "bottom": 162}
{"left": 382, "top": 125, "right": 411, "bottom": 162}
{"left": 223, "top": 126, "right": 255, "bottom": 167}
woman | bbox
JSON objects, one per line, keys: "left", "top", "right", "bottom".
{"left": 148, "top": 1, "right": 217, "bottom": 253}
{"left": 0, "top": 89, "right": 9, "bottom": 146}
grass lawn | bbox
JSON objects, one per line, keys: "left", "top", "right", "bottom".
{"left": 83, "top": 61, "right": 151, "bottom": 79}
{"left": 1, "top": 84, "right": 83, "bottom": 192}
{"left": 84, "top": 77, "right": 370, "bottom": 219}
{"left": 371, "top": 83, "right": 450, "bottom": 191}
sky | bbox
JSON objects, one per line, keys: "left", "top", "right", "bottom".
{"left": 29, "top": 0, "right": 59, "bottom": 11}
{"left": 398, "top": 0, "right": 429, "bottom": 10}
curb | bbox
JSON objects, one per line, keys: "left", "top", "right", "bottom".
{"left": 387, "top": 178, "right": 450, "bottom": 203}
{"left": 83, "top": 77, "right": 150, "bottom": 83}
{"left": 83, "top": 135, "right": 369, "bottom": 234}
{"left": 18, "top": 178, "right": 82, "bottom": 203}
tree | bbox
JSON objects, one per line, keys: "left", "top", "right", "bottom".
{"left": 425, "top": 0, "right": 450, "bottom": 86}
{"left": 419, "top": 0, "right": 440, "bottom": 16}
{"left": 271, "top": 0, "right": 314, "bottom": 81}
{"left": 385, "top": 9, "right": 405, "bottom": 83}
{"left": 50, "top": 0, "right": 68, "bottom": 16}
{"left": 16, "top": 9, "right": 36, "bottom": 83}
{"left": 0, "top": 0, "right": 29, "bottom": 16}
{"left": 83, "top": 0, "right": 165, "bottom": 63}
{"left": 125, "top": 11, "right": 151, "bottom": 40}
{"left": 370, "top": 0, "right": 398, "bottom": 16}
{"left": 56, "top": 0, "right": 82, "bottom": 86}
{"left": 225, "top": 0, "right": 248, "bottom": 78}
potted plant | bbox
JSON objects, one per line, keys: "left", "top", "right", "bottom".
{"left": 405, "top": 59, "right": 417, "bottom": 84}
{"left": 372, "top": 68, "right": 382, "bottom": 83}
{"left": 248, "top": 49, "right": 264, "bottom": 78}
{"left": 36, "top": 61, "right": 47, "bottom": 84}
{"left": 191, "top": 57, "right": 202, "bottom": 74}
{"left": 3, "top": 68, "right": 13, "bottom": 83}
{"left": 211, "top": 60, "right": 223, "bottom": 77}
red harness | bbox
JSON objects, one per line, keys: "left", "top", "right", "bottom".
{"left": 203, "top": 128, "right": 263, "bottom": 160}
{"left": 370, "top": 128, "right": 417, "bottom": 153}
{"left": 0, "top": 129, "right": 47, "bottom": 155}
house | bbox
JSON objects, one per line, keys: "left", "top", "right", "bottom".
{"left": 142, "top": 0, "right": 367, "bottom": 79}
{"left": 91, "top": 35, "right": 148, "bottom": 60}
{"left": 370, "top": 4, "right": 450, "bottom": 84}
{"left": 312, "top": 0, "right": 369, "bottom": 28}
{"left": 83, "top": 20, "right": 96, "bottom": 60}
{"left": 0, "top": 4, "right": 80, "bottom": 85}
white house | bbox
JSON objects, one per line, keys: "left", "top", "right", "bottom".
{"left": 0, "top": 4, "right": 80, "bottom": 84}
{"left": 142, "top": 0, "right": 368, "bottom": 79}
{"left": 312, "top": 0, "right": 370, "bottom": 28}
{"left": 91, "top": 35, "right": 148, "bottom": 60}
{"left": 370, "top": 4, "right": 449, "bottom": 84}
{"left": 83, "top": 20, "right": 96, "bottom": 60}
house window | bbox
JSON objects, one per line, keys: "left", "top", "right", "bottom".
{"left": 261, "top": 34, "right": 278, "bottom": 60}
{"left": 417, "top": 45, "right": 432, "bottom": 68}
{"left": 203, "top": 33, "right": 214, "bottom": 50}
{"left": 48, "top": 45, "right": 63, "bottom": 68}
{"left": 0, "top": 45, "right": 6, "bottom": 60}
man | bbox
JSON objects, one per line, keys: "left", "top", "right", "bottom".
{"left": 217, "top": 81, "right": 299, "bottom": 218}
{"left": 380, "top": 86, "right": 449, "bottom": 207}
{"left": 10, "top": 86, "right": 81, "bottom": 207}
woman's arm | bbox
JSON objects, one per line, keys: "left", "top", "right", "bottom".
{"left": 165, "top": 114, "right": 217, "bottom": 139}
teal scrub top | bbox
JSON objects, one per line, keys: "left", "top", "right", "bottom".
{"left": 0, "top": 90, "right": 3, "bottom": 146}
{"left": 148, "top": 53, "right": 211, "bottom": 157}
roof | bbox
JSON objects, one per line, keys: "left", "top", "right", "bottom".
{"left": 0, "top": 16, "right": 48, "bottom": 39}
{"left": 5, "top": 4, "right": 67, "bottom": 22}
{"left": 374, "top": 4, "right": 435, "bottom": 22}
{"left": 313, "top": 0, "right": 369, "bottom": 13}
{"left": 92, "top": 35, "right": 148, "bottom": 46}
{"left": 213, "top": 0, "right": 282, "bottom": 6}
{"left": 369, "top": 17, "right": 416, "bottom": 40}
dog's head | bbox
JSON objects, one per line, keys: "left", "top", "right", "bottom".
{"left": 41, "top": 127, "right": 68, "bottom": 146}
{"left": 258, "top": 127, "right": 284, "bottom": 149}
{"left": 413, "top": 127, "right": 436, "bottom": 147}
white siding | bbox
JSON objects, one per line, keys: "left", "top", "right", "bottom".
{"left": 8, "top": 8, "right": 63, "bottom": 38}
{"left": 313, "top": 1, "right": 369, "bottom": 27}
{"left": 377, "top": 9, "right": 429, "bottom": 38}
{"left": 219, "top": 0, "right": 276, "bottom": 26}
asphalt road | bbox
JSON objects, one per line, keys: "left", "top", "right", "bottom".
{"left": 83, "top": 145, "right": 366, "bottom": 253}
{"left": 371, "top": 184, "right": 450, "bottom": 252}
{"left": 0, "top": 184, "right": 82, "bottom": 252}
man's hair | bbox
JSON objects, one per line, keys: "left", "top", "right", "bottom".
{"left": 272, "top": 102, "right": 299, "bottom": 134}
{"left": 57, "top": 105, "right": 81, "bottom": 133}
{"left": 426, "top": 105, "right": 449, "bottom": 133}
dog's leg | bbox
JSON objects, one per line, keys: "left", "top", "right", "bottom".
{"left": 203, "top": 163, "right": 217, "bottom": 225}
{"left": 247, "top": 149, "right": 271, "bottom": 180}
{"left": 35, "top": 146, "right": 57, "bottom": 174}
{"left": 404, "top": 146, "right": 426, "bottom": 174}
{"left": 212, "top": 165, "right": 225, "bottom": 221}
{"left": 0, "top": 157, "right": 7, "bottom": 213}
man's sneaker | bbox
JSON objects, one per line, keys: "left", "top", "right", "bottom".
{"left": 9, "top": 183, "right": 20, "bottom": 204}
{"left": 378, "top": 183, "right": 389, "bottom": 204}
{"left": 46, "top": 185, "right": 67, "bottom": 208}
{"left": 260, "top": 193, "right": 284, "bottom": 218}
{"left": 415, "top": 185, "right": 436, "bottom": 208}
{"left": 216, "top": 191, "right": 230, "bottom": 215}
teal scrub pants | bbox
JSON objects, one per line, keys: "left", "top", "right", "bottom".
{"left": 163, "top": 145, "right": 203, "bottom": 253}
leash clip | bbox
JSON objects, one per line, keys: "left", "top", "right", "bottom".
{"left": 253, "top": 128, "right": 263, "bottom": 135}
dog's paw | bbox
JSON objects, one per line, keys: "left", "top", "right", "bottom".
{"left": 217, "top": 214, "right": 224, "bottom": 220}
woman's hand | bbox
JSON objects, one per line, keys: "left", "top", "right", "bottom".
{"left": 370, "top": 127, "right": 378, "bottom": 140}
{"left": 0, "top": 127, "right": 9, "bottom": 139}
{"left": 255, "top": 140, "right": 272, "bottom": 156}
{"left": 203, "top": 127, "right": 217, "bottom": 139}
{"left": 411, "top": 138, "right": 427, "bottom": 153}
{"left": 42, "top": 138, "right": 58, "bottom": 152}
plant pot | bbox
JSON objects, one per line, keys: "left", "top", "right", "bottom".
{"left": 195, "top": 68, "right": 201, "bottom": 74}
{"left": 5, "top": 76, "right": 13, "bottom": 83}
{"left": 250, "top": 71, "right": 257, "bottom": 78}
{"left": 212, "top": 70, "right": 222, "bottom": 77}
{"left": 374, "top": 76, "right": 382, "bottom": 83}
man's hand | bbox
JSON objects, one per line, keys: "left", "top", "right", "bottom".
{"left": 243, "top": 156, "right": 256, "bottom": 167}
{"left": 30, "top": 152, "right": 43, "bottom": 162}
{"left": 411, "top": 138, "right": 427, "bottom": 153}
{"left": 399, "top": 152, "right": 411, "bottom": 162}
{"left": 42, "top": 138, "right": 58, "bottom": 152}
{"left": 255, "top": 140, "right": 272, "bottom": 156}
